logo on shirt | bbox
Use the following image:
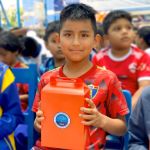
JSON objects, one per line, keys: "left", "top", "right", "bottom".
{"left": 54, "top": 112, "right": 70, "bottom": 128}
{"left": 88, "top": 84, "right": 98, "bottom": 99}
{"left": 128, "top": 63, "right": 137, "bottom": 73}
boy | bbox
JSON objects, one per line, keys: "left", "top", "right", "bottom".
{"left": 32, "top": 3, "right": 129, "bottom": 150}
{"left": 89, "top": 23, "right": 108, "bottom": 60}
{"left": 128, "top": 86, "right": 150, "bottom": 149}
{"left": 0, "top": 31, "right": 28, "bottom": 111}
{"left": 92, "top": 10, "right": 150, "bottom": 109}
{"left": 135, "top": 26, "right": 150, "bottom": 55}
{"left": 39, "top": 21, "right": 65, "bottom": 75}
{"left": 0, "top": 62, "right": 23, "bottom": 149}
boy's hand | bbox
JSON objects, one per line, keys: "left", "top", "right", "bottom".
{"left": 79, "top": 98, "right": 105, "bottom": 128}
{"left": 34, "top": 109, "right": 44, "bottom": 133}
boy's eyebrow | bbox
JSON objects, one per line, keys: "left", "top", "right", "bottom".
{"left": 62, "top": 30, "right": 90, "bottom": 33}
{"left": 81, "top": 30, "right": 90, "bottom": 33}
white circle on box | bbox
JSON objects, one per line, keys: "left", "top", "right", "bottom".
{"left": 54, "top": 112, "right": 70, "bottom": 128}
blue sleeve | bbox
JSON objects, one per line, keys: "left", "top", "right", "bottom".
{"left": 0, "top": 82, "right": 24, "bottom": 139}
{"left": 128, "top": 94, "right": 148, "bottom": 150}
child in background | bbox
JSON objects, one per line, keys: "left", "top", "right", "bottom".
{"left": 92, "top": 10, "right": 150, "bottom": 109}
{"left": 95, "top": 23, "right": 110, "bottom": 52}
{"left": 89, "top": 23, "right": 110, "bottom": 60}
{"left": 0, "top": 62, "right": 23, "bottom": 149}
{"left": 0, "top": 31, "right": 28, "bottom": 112}
{"left": 128, "top": 86, "right": 150, "bottom": 149}
{"left": 135, "top": 26, "right": 150, "bottom": 55}
{"left": 32, "top": 3, "right": 129, "bottom": 150}
{"left": 39, "top": 21, "right": 65, "bottom": 75}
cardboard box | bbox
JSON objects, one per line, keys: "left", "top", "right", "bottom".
{"left": 41, "top": 77, "right": 89, "bottom": 149}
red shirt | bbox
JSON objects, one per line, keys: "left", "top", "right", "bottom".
{"left": 14, "top": 61, "right": 28, "bottom": 111}
{"left": 92, "top": 46, "right": 150, "bottom": 95}
{"left": 32, "top": 65, "right": 129, "bottom": 150}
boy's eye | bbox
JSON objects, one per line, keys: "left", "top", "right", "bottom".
{"left": 63, "top": 33, "right": 71, "bottom": 37}
{"left": 114, "top": 27, "right": 121, "bottom": 31}
{"left": 52, "top": 39, "right": 56, "bottom": 43}
{"left": 127, "top": 26, "right": 132, "bottom": 30}
{"left": 82, "top": 34, "right": 89, "bottom": 37}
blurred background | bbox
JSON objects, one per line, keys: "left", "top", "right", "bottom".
{"left": 1, "top": 0, "right": 150, "bottom": 29}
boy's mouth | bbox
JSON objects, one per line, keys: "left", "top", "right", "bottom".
{"left": 121, "top": 37, "right": 131, "bottom": 41}
{"left": 70, "top": 49, "right": 82, "bottom": 52}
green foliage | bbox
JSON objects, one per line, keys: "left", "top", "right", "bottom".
{"left": 1, "top": 7, "right": 23, "bottom": 29}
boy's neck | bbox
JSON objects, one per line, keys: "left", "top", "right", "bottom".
{"left": 11, "top": 60, "right": 18, "bottom": 67}
{"left": 63, "top": 59, "right": 93, "bottom": 78}
{"left": 111, "top": 47, "right": 130, "bottom": 58}
{"left": 54, "top": 58, "right": 65, "bottom": 68}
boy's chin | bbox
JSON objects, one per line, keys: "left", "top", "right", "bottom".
{"left": 118, "top": 44, "right": 131, "bottom": 50}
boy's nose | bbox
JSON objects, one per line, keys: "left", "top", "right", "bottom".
{"left": 57, "top": 44, "right": 61, "bottom": 49}
{"left": 122, "top": 28, "right": 128, "bottom": 33}
{"left": 72, "top": 37, "right": 80, "bottom": 45}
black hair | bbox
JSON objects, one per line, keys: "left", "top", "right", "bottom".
{"left": 44, "top": 20, "right": 60, "bottom": 42}
{"left": 20, "top": 37, "right": 41, "bottom": 58}
{"left": 137, "top": 26, "right": 150, "bottom": 46}
{"left": 60, "top": 3, "right": 97, "bottom": 35}
{"left": 103, "top": 10, "right": 132, "bottom": 34}
{"left": 0, "top": 31, "right": 23, "bottom": 53}
{"left": 96, "top": 23, "right": 105, "bottom": 37}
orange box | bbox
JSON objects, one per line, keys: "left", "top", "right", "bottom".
{"left": 41, "top": 77, "right": 90, "bottom": 150}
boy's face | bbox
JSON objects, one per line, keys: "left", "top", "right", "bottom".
{"left": 0, "top": 48, "right": 17, "bottom": 66}
{"left": 46, "top": 32, "right": 64, "bottom": 60}
{"left": 59, "top": 19, "right": 97, "bottom": 62}
{"left": 106, "top": 18, "right": 134, "bottom": 50}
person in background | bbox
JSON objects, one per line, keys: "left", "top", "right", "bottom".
{"left": 128, "top": 86, "right": 150, "bottom": 150}
{"left": 135, "top": 26, "right": 150, "bottom": 55}
{"left": 92, "top": 10, "right": 150, "bottom": 109}
{"left": 19, "top": 36, "right": 42, "bottom": 66}
{"left": 32, "top": 3, "right": 128, "bottom": 150}
{"left": 26, "top": 29, "right": 52, "bottom": 67}
{"left": 0, "top": 31, "right": 28, "bottom": 112}
{"left": 89, "top": 23, "right": 110, "bottom": 60}
{"left": 96, "top": 23, "right": 110, "bottom": 52}
{"left": 39, "top": 20, "right": 65, "bottom": 75}
{"left": 0, "top": 61, "right": 23, "bottom": 149}
{"left": 10, "top": 27, "right": 50, "bottom": 67}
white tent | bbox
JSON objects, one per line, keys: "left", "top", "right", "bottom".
{"left": 80, "top": 0, "right": 150, "bottom": 15}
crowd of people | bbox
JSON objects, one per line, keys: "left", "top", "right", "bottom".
{"left": 0, "top": 2, "right": 150, "bottom": 150}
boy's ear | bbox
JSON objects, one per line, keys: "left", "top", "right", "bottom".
{"left": 95, "top": 34, "right": 102, "bottom": 43}
{"left": 94, "top": 34, "right": 102, "bottom": 48}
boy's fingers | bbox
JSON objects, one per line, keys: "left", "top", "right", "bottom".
{"left": 36, "top": 110, "right": 43, "bottom": 116}
{"left": 80, "top": 107, "right": 96, "bottom": 114}
{"left": 81, "top": 120, "right": 95, "bottom": 126}
{"left": 34, "top": 119, "right": 41, "bottom": 130}
{"left": 36, "top": 116, "right": 44, "bottom": 122}
{"left": 79, "top": 114, "right": 95, "bottom": 120}
{"left": 85, "top": 98, "right": 95, "bottom": 108}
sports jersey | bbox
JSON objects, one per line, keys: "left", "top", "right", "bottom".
{"left": 39, "top": 57, "right": 55, "bottom": 76}
{"left": 92, "top": 46, "right": 150, "bottom": 95}
{"left": 32, "top": 65, "right": 129, "bottom": 150}
{"left": 0, "top": 62, "right": 23, "bottom": 150}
